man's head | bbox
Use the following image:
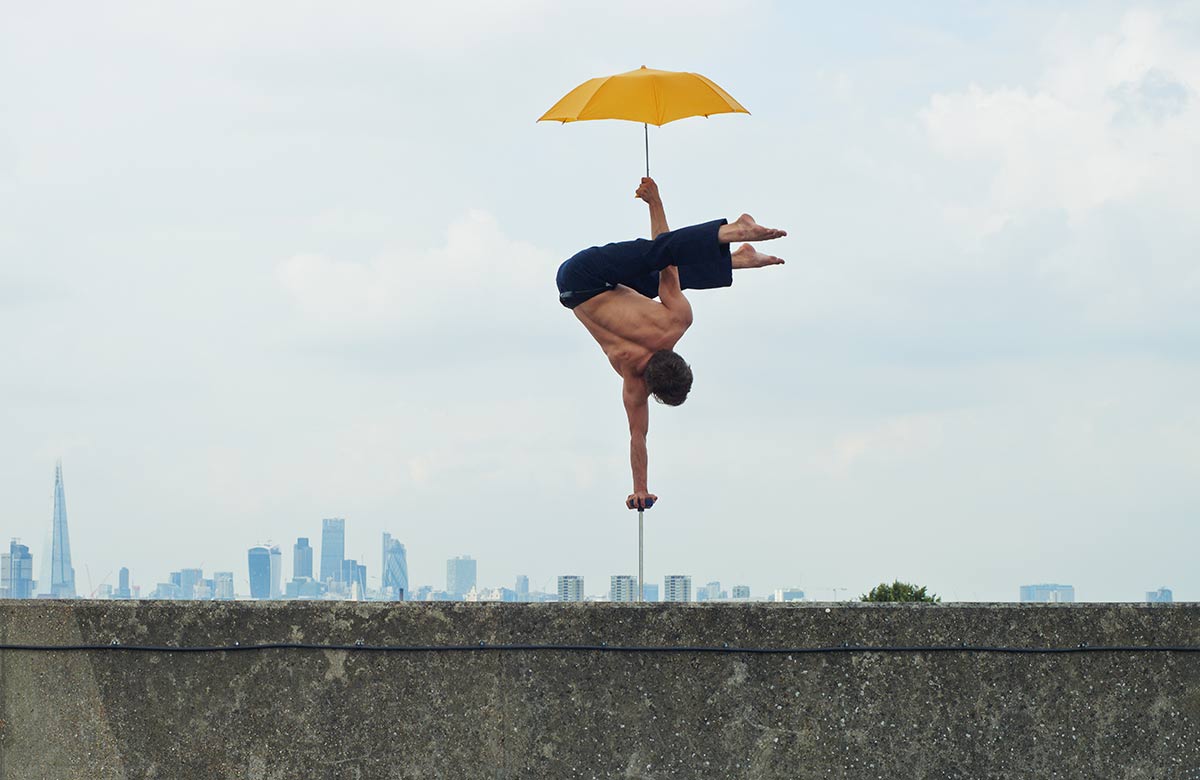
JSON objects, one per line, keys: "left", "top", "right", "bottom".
{"left": 644, "top": 350, "right": 693, "bottom": 406}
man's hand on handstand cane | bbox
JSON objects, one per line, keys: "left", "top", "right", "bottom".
{"left": 627, "top": 491, "right": 657, "bottom": 511}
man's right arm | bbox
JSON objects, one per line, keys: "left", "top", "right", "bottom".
{"left": 636, "top": 177, "right": 692, "bottom": 322}
{"left": 636, "top": 177, "right": 668, "bottom": 238}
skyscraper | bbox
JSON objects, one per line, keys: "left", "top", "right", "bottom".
{"left": 1019, "top": 584, "right": 1075, "bottom": 603}
{"left": 248, "top": 546, "right": 271, "bottom": 599}
{"left": 114, "top": 567, "right": 132, "bottom": 600}
{"left": 269, "top": 545, "right": 282, "bottom": 599}
{"left": 558, "top": 575, "right": 585, "bottom": 602}
{"left": 213, "top": 571, "right": 235, "bottom": 600}
{"left": 320, "top": 518, "right": 346, "bottom": 586}
{"left": 515, "top": 575, "right": 530, "bottom": 602}
{"left": 293, "top": 538, "right": 313, "bottom": 580}
{"left": 177, "top": 568, "right": 203, "bottom": 600}
{"left": 773, "top": 588, "right": 805, "bottom": 602}
{"left": 342, "top": 559, "right": 367, "bottom": 599}
{"left": 41, "top": 462, "right": 76, "bottom": 598}
{"left": 731, "top": 585, "right": 751, "bottom": 600}
{"left": 446, "top": 556, "right": 476, "bottom": 598}
{"left": 1, "top": 541, "right": 34, "bottom": 599}
{"left": 610, "top": 575, "right": 638, "bottom": 603}
{"left": 1146, "top": 587, "right": 1173, "bottom": 603}
{"left": 664, "top": 575, "right": 692, "bottom": 603}
{"left": 382, "top": 532, "right": 408, "bottom": 600}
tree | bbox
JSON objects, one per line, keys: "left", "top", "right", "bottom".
{"left": 860, "top": 581, "right": 940, "bottom": 603}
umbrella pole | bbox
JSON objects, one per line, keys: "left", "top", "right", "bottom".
{"left": 644, "top": 123, "right": 649, "bottom": 178}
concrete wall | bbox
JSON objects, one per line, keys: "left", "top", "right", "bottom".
{"left": 1, "top": 601, "right": 1198, "bottom": 779}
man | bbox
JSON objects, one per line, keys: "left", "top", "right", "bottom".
{"left": 556, "top": 177, "right": 786, "bottom": 510}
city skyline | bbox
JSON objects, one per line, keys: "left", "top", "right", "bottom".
{"left": 0, "top": 460, "right": 1189, "bottom": 602}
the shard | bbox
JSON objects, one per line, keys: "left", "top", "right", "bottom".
{"left": 41, "top": 461, "right": 77, "bottom": 598}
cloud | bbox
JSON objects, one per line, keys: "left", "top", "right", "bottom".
{"left": 920, "top": 8, "right": 1198, "bottom": 229}
{"left": 278, "top": 210, "right": 556, "bottom": 330}
{"left": 274, "top": 210, "right": 581, "bottom": 373}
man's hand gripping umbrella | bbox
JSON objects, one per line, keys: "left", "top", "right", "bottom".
{"left": 556, "top": 177, "right": 786, "bottom": 512}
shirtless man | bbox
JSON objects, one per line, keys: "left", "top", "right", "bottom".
{"left": 555, "top": 177, "right": 786, "bottom": 511}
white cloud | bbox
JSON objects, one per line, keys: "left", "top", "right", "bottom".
{"left": 277, "top": 210, "right": 556, "bottom": 330}
{"left": 921, "top": 8, "right": 1198, "bottom": 229}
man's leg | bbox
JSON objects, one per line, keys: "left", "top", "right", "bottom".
{"left": 717, "top": 213, "right": 787, "bottom": 244}
{"left": 731, "top": 242, "right": 785, "bottom": 269}
{"left": 637, "top": 215, "right": 787, "bottom": 291}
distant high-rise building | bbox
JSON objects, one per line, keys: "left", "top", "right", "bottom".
{"left": 468, "top": 586, "right": 517, "bottom": 602}
{"left": 731, "top": 585, "right": 751, "bottom": 600}
{"left": 1019, "top": 584, "right": 1075, "bottom": 603}
{"left": 213, "top": 571, "right": 235, "bottom": 600}
{"left": 446, "top": 556, "right": 477, "bottom": 598}
{"left": 320, "top": 518, "right": 346, "bottom": 585}
{"left": 558, "top": 575, "right": 584, "bottom": 602}
{"left": 642, "top": 583, "right": 660, "bottom": 602}
{"left": 269, "top": 546, "right": 282, "bottom": 599}
{"left": 248, "top": 546, "right": 271, "bottom": 599}
{"left": 114, "top": 567, "right": 132, "bottom": 599}
{"left": 515, "top": 575, "right": 530, "bottom": 602}
{"left": 696, "top": 581, "right": 723, "bottom": 601}
{"left": 610, "top": 575, "right": 638, "bottom": 602}
{"left": 1, "top": 540, "right": 34, "bottom": 599}
{"left": 664, "top": 575, "right": 692, "bottom": 603}
{"left": 41, "top": 462, "right": 77, "bottom": 598}
{"left": 149, "top": 582, "right": 181, "bottom": 599}
{"left": 342, "top": 559, "right": 367, "bottom": 598}
{"left": 381, "top": 533, "right": 408, "bottom": 600}
{"left": 293, "top": 538, "right": 313, "bottom": 580}
{"left": 773, "top": 588, "right": 806, "bottom": 602}
{"left": 178, "top": 568, "right": 203, "bottom": 600}
{"left": 1146, "top": 587, "right": 1173, "bottom": 603}
{"left": 95, "top": 583, "right": 113, "bottom": 599}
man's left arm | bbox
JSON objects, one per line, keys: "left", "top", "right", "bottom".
{"left": 623, "top": 375, "right": 657, "bottom": 510}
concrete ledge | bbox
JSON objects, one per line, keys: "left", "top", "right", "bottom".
{"left": 1, "top": 601, "right": 1198, "bottom": 779}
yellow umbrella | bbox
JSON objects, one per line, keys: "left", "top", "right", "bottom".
{"left": 538, "top": 66, "right": 749, "bottom": 176}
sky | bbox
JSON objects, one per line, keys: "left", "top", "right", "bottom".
{"left": 1, "top": 1, "right": 1197, "bottom": 601}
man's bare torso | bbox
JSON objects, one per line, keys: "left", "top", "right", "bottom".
{"left": 572, "top": 284, "right": 691, "bottom": 380}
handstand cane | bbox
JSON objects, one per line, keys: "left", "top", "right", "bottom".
{"left": 633, "top": 496, "right": 654, "bottom": 602}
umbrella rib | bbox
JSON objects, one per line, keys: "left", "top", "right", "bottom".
{"left": 689, "top": 73, "right": 750, "bottom": 117}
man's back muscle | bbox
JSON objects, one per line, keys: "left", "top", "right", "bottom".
{"left": 573, "top": 285, "right": 686, "bottom": 376}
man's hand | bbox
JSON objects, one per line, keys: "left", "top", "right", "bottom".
{"left": 626, "top": 491, "right": 657, "bottom": 510}
{"left": 635, "top": 177, "right": 661, "bottom": 204}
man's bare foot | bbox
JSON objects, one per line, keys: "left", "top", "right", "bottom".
{"left": 732, "top": 243, "right": 785, "bottom": 269}
{"left": 719, "top": 213, "right": 787, "bottom": 244}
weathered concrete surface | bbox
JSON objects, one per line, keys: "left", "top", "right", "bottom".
{"left": 1, "top": 602, "right": 1198, "bottom": 779}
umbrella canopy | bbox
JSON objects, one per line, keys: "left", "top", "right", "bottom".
{"left": 538, "top": 66, "right": 748, "bottom": 126}
{"left": 538, "top": 66, "right": 748, "bottom": 175}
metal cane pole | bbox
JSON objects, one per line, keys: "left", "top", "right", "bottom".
{"left": 638, "top": 509, "right": 644, "bottom": 602}
{"left": 635, "top": 497, "right": 653, "bottom": 602}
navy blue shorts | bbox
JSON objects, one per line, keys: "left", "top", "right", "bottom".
{"left": 556, "top": 219, "right": 731, "bottom": 309}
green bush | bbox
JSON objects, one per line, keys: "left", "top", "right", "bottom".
{"left": 860, "top": 581, "right": 940, "bottom": 603}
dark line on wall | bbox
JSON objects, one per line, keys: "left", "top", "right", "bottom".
{"left": 1, "top": 642, "right": 1198, "bottom": 655}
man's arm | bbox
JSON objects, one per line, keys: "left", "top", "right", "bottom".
{"left": 635, "top": 177, "right": 692, "bottom": 321}
{"left": 636, "top": 177, "right": 669, "bottom": 238}
{"left": 622, "top": 374, "right": 657, "bottom": 510}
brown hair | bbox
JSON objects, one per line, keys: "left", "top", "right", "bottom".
{"left": 644, "top": 350, "right": 693, "bottom": 406}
